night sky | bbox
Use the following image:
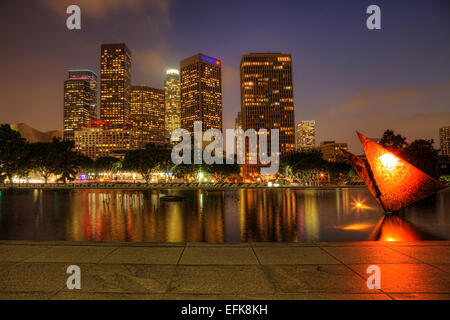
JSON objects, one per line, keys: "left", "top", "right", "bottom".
{"left": 0, "top": 0, "right": 449, "bottom": 153}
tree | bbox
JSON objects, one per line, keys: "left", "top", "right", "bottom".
{"left": 402, "top": 139, "right": 440, "bottom": 178}
{"left": 171, "top": 163, "right": 196, "bottom": 182}
{"left": 51, "top": 138, "right": 85, "bottom": 183}
{"left": 123, "top": 143, "right": 172, "bottom": 183}
{"left": 280, "top": 150, "right": 328, "bottom": 185}
{"left": 326, "top": 161, "right": 353, "bottom": 184}
{"left": 94, "top": 156, "right": 121, "bottom": 179}
{"left": 0, "top": 124, "right": 29, "bottom": 184}
{"left": 379, "top": 130, "right": 440, "bottom": 178}
{"left": 380, "top": 130, "right": 407, "bottom": 155}
{"left": 29, "top": 142, "right": 54, "bottom": 183}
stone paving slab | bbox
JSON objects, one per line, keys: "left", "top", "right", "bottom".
{"left": 322, "top": 246, "right": 421, "bottom": 264}
{"left": 389, "top": 293, "right": 450, "bottom": 300}
{"left": 431, "top": 264, "right": 450, "bottom": 274}
{"left": 254, "top": 247, "right": 339, "bottom": 265}
{"left": 99, "top": 247, "right": 183, "bottom": 264}
{"left": 25, "top": 246, "right": 116, "bottom": 263}
{"left": 263, "top": 265, "right": 375, "bottom": 294}
{"left": 0, "top": 241, "right": 449, "bottom": 300}
{"left": 179, "top": 247, "right": 258, "bottom": 265}
{"left": 168, "top": 266, "right": 276, "bottom": 295}
{"left": 57, "top": 264, "right": 176, "bottom": 294}
{"left": 388, "top": 246, "right": 450, "bottom": 264}
{"left": 0, "top": 262, "right": 67, "bottom": 293}
{"left": 277, "top": 293, "right": 391, "bottom": 300}
{"left": 348, "top": 263, "right": 450, "bottom": 293}
{"left": 0, "top": 245, "right": 50, "bottom": 262}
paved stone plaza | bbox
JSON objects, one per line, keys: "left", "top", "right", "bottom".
{"left": 0, "top": 241, "right": 449, "bottom": 300}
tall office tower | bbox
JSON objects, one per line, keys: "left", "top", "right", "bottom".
{"left": 296, "top": 120, "right": 316, "bottom": 151}
{"left": 180, "top": 54, "right": 222, "bottom": 133}
{"left": 164, "top": 69, "right": 181, "bottom": 141}
{"left": 240, "top": 53, "right": 296, "bottom": 176}
{"left": 440, "top": 126, "right": 450, "bottom": 156}
{"left": 100, "top": 43, "right": 131, "bottom": 124}
{"left": 130, "top": 86, "right": 166, "bottom": 148}
{"left": 63, "top": 69, "right": 98, "bottom": 141}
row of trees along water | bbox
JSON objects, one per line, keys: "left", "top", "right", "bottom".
{"left": 0, "top": 124, "right": 445, "bottom": 184}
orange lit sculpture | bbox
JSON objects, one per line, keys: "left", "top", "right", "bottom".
{"left": 344, "top": 132, "right": 445, "bottom": 212}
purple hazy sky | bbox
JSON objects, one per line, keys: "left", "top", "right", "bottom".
{"left": 0, "top": 0, "right": 449, "bottom": 153}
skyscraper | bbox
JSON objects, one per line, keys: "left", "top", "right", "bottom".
{"left": 164, "top": 69, "right": 181, "bottom": 141}
{"left": 100, "top": 43, "right": 131, "bottom": 125}
{"left": 296, "top": 120, "right": 316, "bottom": 151}
{"left": 240, "top": 53, "right": 295, "bottom": 176}
{"left": 130, "top": 86, "right": 166, "bottom": 148}
{"left": 180, "top": 54, "right": 222, "bottom": 133}
{"left": 63, "top": 69, "right": 98, "bottom": 141}
{"left": 440, "top": 126, "right": 450, "bottom": 157}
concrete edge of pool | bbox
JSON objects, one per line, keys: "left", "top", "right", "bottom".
{"left": 0, "top": 240, "right": 448, "bottom": 300}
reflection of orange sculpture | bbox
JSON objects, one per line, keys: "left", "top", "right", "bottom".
{"left": 369, "top": 215, "right": 440, "bottom": 241}
{"left": 344, "top": 132, "right": 445, "bottom": 212}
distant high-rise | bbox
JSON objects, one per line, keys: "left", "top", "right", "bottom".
{"left": 296, "top": 120, "right": 315, "bottom": 151}
{"left": 74, "top": 120, "right": 134, "bottom": 160}
{"left": 164, "top": 69, "right": 181, "bottom": 140}
{"left": 440, "top": 126, "right": 450, "bottom": 157}
{"left": 63, "top": 69, "right": 98, "bottom": 141}
{"left": 240, "top": 53, "right": 295, "bottom": 176}
{"left": 130, "top": 86, "right": 166, "bottom": 148}
{"left": 100, "top": 43, "right": 131, "bottom": 125}
{"left": 319, "top": 141, "right": 348, "bottom": 162}
{"left": 235, "top": 112, "right": 242, "bottom": 130}
{"left": 180, "top": 54, "right": 222, "bottom": 133}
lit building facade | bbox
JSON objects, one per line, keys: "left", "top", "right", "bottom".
{"left": 63, "top": 70, "right": 98, "bottom": 141}
{"left": 100, "top": 43, "right": 131, "bottom": 125}
{"left": 164, "top": 69, "right": 181, "bottom": 141}
{"left": 74, "top": 120, "right": 134, "bottom": 159}
{"left": 240, "top": 53, "right": 296, "bottom": 176}
{"left": 235, "top": 111, "right": 242, "bottom": 130}
{"left": 440, "top": 126, "right": 450, "bottom": 157}
{"left": 296, "top": 120, "right": 316, "bottom": 151}
{"left": 180, "top": 54, "right": 222, "bottom": 133}
{"left": 130, "top": 86, "right": 166, "bottom": 148}
{"left": 320, "top": 141, "right": 348, "bottom": 162}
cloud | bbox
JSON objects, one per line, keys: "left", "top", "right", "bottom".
{"left": 42, "top": 0, "right": 172, "bottom": 23}
{"left": 132, "top": 46, "right": 180, "bottom": 86}
{"left": 316, "top": 82, "right": 450, "bottom": 153}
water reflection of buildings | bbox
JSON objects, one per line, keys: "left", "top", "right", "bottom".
{"left": 298, "top": 189, "right": 319, "bottom": 241}
{"left": 66, "top": 190, "right": 225, "bottom": 242}
{"left": 2, "top": 188, "right": 446, "bottom": 243}
{"left": 238, "top": 189, "right": 298, "bottom": 242}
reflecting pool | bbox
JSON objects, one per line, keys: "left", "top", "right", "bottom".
{"left": 0, "top": 187, "right": 448, "bottom": 242}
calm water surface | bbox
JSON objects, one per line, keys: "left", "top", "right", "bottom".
{"left": 0, "top": 187, "right": 448, "bottom": 242}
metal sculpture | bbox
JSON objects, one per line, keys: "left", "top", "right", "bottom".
{"left": 344, "top": 132, "right": 445, "bottom": 212}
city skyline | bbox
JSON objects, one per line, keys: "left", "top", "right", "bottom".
{"left": 0, "top": 0, "right": 449, "bottom": 154}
